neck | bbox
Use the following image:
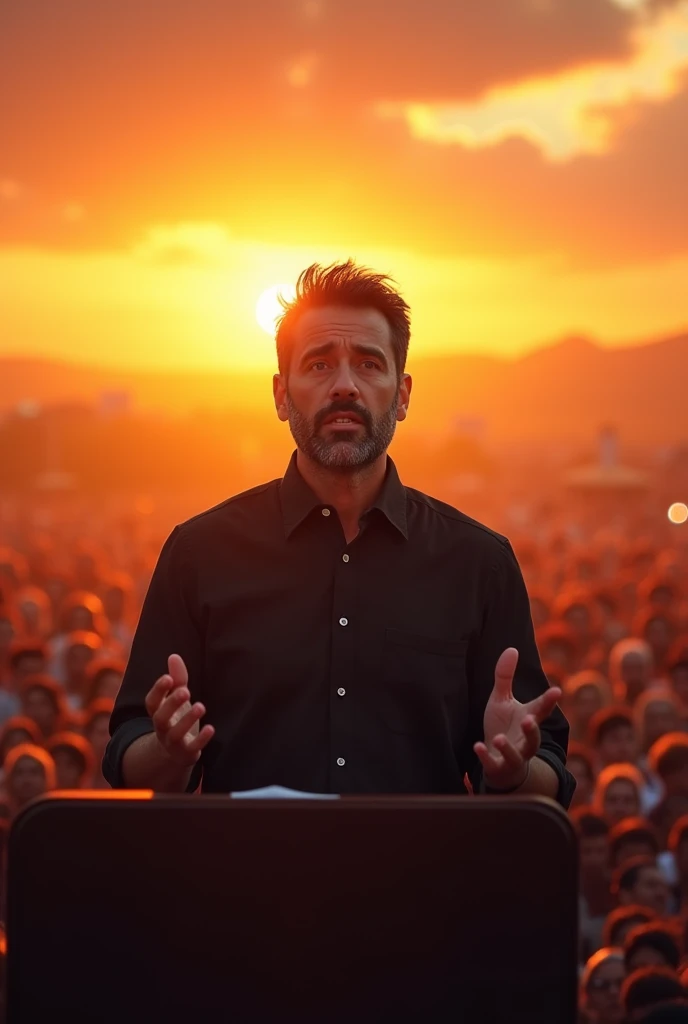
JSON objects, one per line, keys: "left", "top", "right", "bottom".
{"left": 296, "top": 450, "right": 388, "bottom": 541}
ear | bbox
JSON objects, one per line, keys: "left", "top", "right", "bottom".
{"left": 273, "top": 373, "right": 289, "bottom": 422}
{"left": 396, "top": 373, "right": 412, "bottom": 422}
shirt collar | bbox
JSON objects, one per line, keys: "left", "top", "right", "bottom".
{"left": 279, "top": 450, "right": 408, "bottom": 540}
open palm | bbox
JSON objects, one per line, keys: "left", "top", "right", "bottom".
{"left": 474, "top": 648, "right": 562, "bottom": 790}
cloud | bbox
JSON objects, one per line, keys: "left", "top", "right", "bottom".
{"left": 378, "top": 2, "right": 688, "bottom": 160}
{"left": 132, "top": 223, "right": 237, "bottom": 266}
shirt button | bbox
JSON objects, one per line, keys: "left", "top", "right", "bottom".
{"left": 337, "top": 687, "right": 346, "bottom": 697}
{"left": 342, "top": 554, "right": 350, "bottom": 562}
{"left": 339, "top": 617, "right": 348, "bottom": 626}
{"left": 336, "top": 757, "right": 346, "bottom": 767}
{"left": 321, "top": 508, "right": 331, "bottom": 517}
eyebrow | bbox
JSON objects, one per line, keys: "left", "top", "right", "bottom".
{"left": 300, "top": 341, "right": 389, "bottom": 367}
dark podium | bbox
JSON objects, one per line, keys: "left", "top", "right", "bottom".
{"left": 7, "top": 793, "right": 577, "bottom": 1023}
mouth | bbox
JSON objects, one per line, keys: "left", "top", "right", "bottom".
{"left": 322, "top": 414, "right": 364, "bottom": 432}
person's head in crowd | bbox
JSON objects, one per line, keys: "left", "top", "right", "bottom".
{"left": 650, "top": 734, "right": 688, "bottom": 800}
{"left": 535, "top": 621, "right": 577, "bottom": 675}
{"left": 101, "top": 572, "right": 134, "bottom": 626}
{"left": 528, "top": 588, "right": 551, "bottom": 630}
{"left": 0, "top": 608, "right": 19, "bottom": 673}
{"left": 636, "top": 689, "right": 684, "bottom": 756}
{"left": 6, "top": 640, "right": 47, "bottom": 691}
{"left": 621, "top": 966, "right": 687, "bottom": 1021}
{"left": 565, "top": 670, "right": 613, "bottom": 743}
{"left": 589, "top": 707, "right": 639, "bottom": 769}
{"left": 593, "top": 586, "right": 629, "bottom": 647}
{"left": 45, "top": 732, "right": 96, "bottom": 789}
{"left": 610, "top": 818, "right": 660, "bottom": 870}
{"left": 610, "top": 639, "right": 655, "bottom": 704}
{"left": 553, "top": 587, "right": 598, "bottom": 651}
{"left": 568, "top": 741, "right": 596, "bottom": 806}
{"left": 667, "top": 641, "right": 688, "bottom": 708}
{"left": 56, "top": 591, "right": 109, "bottom": 639}
{"left": 20, "top": 674, "right": 67, "bottom": 739}
{"left": 603, "top": 906, "right": 656, "bottom": 949}
{"left": 0, "top": 715, "right": 41, "bottom": 769}
{"left": 572, "top": 808, "right": 610, "bottom": 879}
{"left": 624, "top": 922, "right": 683, "bottom": 973}
{"left": 594, "top": 764, "right": 644, "bottom": 826}
{"left": 634, "top": 610, "right": 680, "bottom": 677}
{"left": 13, "top": 584, "right": 53, "bottom": 638}
{"left": 640, "top": 577, "right": 682, "bottom": 613}
{"left": 639, "top": 1004, "right": 688, "bottom": 1022}
{"left": 0, "top": 548, "right": 29, "bottom": 593}
{"left": 43, "top": 571, "right": 70, "bottom": 617}
{"left": 580, "top": 947, "right": 626, "bottom": 1023}
{"left": 72, "top": 543, "right": 105, "bottom": 593}
{"left": 82, "top": 698, "right": 114, "bottom": 766}
{"left": 3, "top": 743, "right": 56, "bottom": 814}
{"left": 668, "top": 816, "right": 688, "bottom": 884}
{"left": 62, "top": 630, "right": 103, "bottom": 701}
{"left": 613, "top": 857, "right": 670, "bottom": 918}
{"left": 84, "top": 657, "right": 124, "bottom": 706}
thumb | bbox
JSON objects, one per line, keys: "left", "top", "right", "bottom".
{"left": 167, "top": 653, "right": 189, "bottom": 688}
{"left": 493, "top": 647, "right": 518, "bottom": 699}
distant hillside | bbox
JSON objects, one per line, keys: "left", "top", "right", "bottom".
{"left": 1, "top": 330, "right": 687, "bottom": 443}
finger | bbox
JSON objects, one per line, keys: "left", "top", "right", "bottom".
{"left": 184, "top": 724, "right": 215, "bottom": 756}
{"left": 168, "top": 653, "right": 189, "bottom": 689}
{"left": 166, "top": 703, "right": 207, "bottom": 746}
{"left": 492, "top": 734, "right": 527, "bottom": 773}
{"left": 473, "top": 741, "right": 505, "bottom": 778}
{"left": 152, "top": 687, "right": 190, "bottom": 733}
{"left": 524, "top": 687, "right": 561, "bottom": 723}
{"left": 492, "top": 648, "right": 518, "bottom": 700}
{"left": 520, "top": 715, "right": 542, "bottom": 760}
{"left": 145, "top": 674, "right": 175, "bottom": 716}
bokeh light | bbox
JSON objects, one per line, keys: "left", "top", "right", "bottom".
{"left": 668, "top": 502, "right": 688, "bottom": 524}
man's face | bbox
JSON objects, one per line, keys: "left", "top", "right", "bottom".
{"left": 579, "top": 835, "right": 609, "bottom": 877}
{"left": 629, "top": 866, "right": 670, "bottom": 917}
{"left": 585, "top": 959, "right": 625, "bottom": 1022}
{"left": 13, "top": 653, "right": 45, "bottom": 684}
{"left": 53, "top": 751, "right": 85, "bottom": 789}
{"left": 273, "top": 306, "right": 411, "bottom": 473}
{"left": 9, "top": 756, "right": 48, "bottom": 807}
{"left": 627, "top": 946, "right": 670, "bottom": 972}
{"left": 599, "top": 725, "right": 638, "bottom": 767}
{"left": 604, "top": 779, "right": 639, "bottom": 824}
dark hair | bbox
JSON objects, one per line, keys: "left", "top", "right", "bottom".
{"left": 612, "top": 856, "right": 658, "bottom": 899}
{"left": 567, "top": 741, "right": 595, "bottom": 780}
{"left": 669, "top": 815, "right": 688, "bottom": 854}
{"left": 45, "top": 731, "right": 96, "bottom": 780}
{"left": 610, "top": 818, "right": 660, "bottom": 862}
{"left": 639, "top": 1004, "right": 688, "bottom": 1022}
{"left": 275, "top": 260, "right": 411, "bottom": 377}
{"left": 621, "top": 966, "right": 686, "bottom": 1016}
{"left": 8, "top": 640, "right": 47, "bottom": 671}
{"left": 650, "top": 734, "right": 688, "bottom": 779}
{"left": 0, "top": 715, "right": 42, "bottom": 767}
{"left": 625, "top": 923, "right": 682, "bottom": 971}
{"left": 588, "top": 706, "right": 635, "bottom": 747}
{"left": 603, "top": 905, "right": 655, "bottom": 948}
{"left": 571, "top": 808, "right": 609, "bottom": 840}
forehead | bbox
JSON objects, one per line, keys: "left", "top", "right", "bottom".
{"left": 291, "top": 305, "right": 392, "bottom": 348}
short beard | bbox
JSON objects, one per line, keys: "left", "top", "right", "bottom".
{"left": 286, "top": 389, "right": 399, "bottom": 473}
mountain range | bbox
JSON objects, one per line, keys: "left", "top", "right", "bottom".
{"left": 1, "top": 330, "right": 686, "bottom": 444}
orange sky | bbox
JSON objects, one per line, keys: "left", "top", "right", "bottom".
{"left": 1, "top": 0, "right": 688, "bottom": 371}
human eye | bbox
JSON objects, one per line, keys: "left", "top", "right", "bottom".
{"left": 310, "top": 360, "right": 328, "bottom": 371}
{"left": 361, "top": 359, "right": 381, "bottom": 370}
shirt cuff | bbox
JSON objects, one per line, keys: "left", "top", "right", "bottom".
{"left": 472, "top": 747, "right": 576, "bottom": 809}
{"left": 103, "top": 717, "right": 203, "bottom": 794}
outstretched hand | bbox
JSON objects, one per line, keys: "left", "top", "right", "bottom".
{"left": 473, "top": 648, "right": 561, "bottom": 791}
{"left": 145, "top": 653, "right": 215, "bottom": 767}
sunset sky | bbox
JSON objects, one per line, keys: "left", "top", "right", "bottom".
{"left": 2, "top": 0, "right": 688, "bottom": 371}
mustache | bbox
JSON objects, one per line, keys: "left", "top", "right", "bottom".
{"left": 314, "top": 401, "right": 373, "bottom": 432}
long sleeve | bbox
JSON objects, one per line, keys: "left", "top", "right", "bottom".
{"left": 103, "top": 526, "right": 205, "bottom": 790}
{"left": 465, "top": 539, "right": 575, "bottom": 808}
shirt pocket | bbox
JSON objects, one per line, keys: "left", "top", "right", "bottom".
{"left": 380, "top": 627, "right": 468, "bottom": 735}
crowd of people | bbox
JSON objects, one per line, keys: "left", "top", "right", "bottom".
{"left": 1, "top": 488, "right": 688, "bottom": 1021}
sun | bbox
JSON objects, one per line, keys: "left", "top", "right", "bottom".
{"left": 255, "top": 283, "right": 296, "bottom": 336}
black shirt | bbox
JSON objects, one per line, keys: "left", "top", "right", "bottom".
{"left": 105, "top": 452, "right": 574, "bottom": 805}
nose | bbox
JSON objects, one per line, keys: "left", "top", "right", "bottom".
{"left": 328, "top": 361, "right": 360, "bottom": 401}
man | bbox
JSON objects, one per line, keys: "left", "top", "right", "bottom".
{"left": 612, "top": 856, "right": 671, "bottom": 918}
{"left": 104, "top": 260, "right": 574, "bottom": 802}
